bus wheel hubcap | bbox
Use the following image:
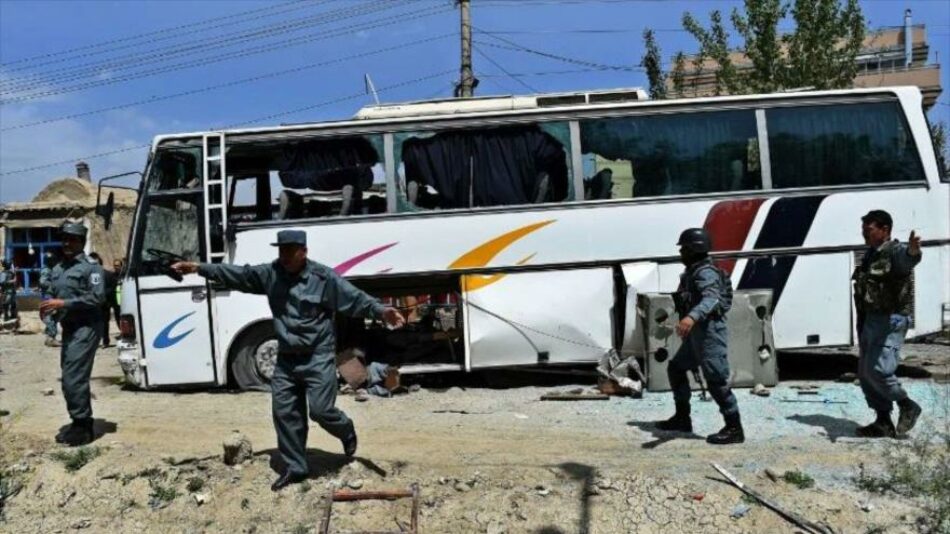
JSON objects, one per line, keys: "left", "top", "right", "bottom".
{"left": 254, "top": 340, "right": 278, "bottom": 380}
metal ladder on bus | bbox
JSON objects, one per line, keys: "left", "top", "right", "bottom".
{"left": 203, "top": 133, "right": 228, "bottom": 263}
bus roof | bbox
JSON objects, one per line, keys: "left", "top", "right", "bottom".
{"left": 150, "top": 85, "right": 922, "bottom": 150}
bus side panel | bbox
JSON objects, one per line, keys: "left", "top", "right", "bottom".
{"left": 771, "top": 253, "right": 853, "bottom": 348}
{"left": 464, "top": 268, "right": 614, "bottom": 368}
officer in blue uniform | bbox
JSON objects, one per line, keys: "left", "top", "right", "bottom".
{"left": 39, "top": 222, "right": 106, "bottom": 446}
{"left": 852, "top": 210, "right": 922, "bottom": 438}
{"left": 656, "top": 228, "right": 744, "bottom": 445}
{"left": 172, "top": 229, "right": 405, "bottom": 491}
{"left": 0, "top": 259, "right": 17, "bottom": 321}
{"left": 39, "top": 251, "right": 61, "bottom": 346}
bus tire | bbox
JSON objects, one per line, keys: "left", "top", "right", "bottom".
{"left": 229, "top": 323, "right": 277, "bottom": 392}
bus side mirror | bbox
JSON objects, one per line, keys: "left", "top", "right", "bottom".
{"left": 96, "top": 191, "right": 115, "bottom": 230}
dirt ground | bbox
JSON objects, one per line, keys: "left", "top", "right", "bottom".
{"left": 1, "top": 332, "right": 947, "bottom": 534}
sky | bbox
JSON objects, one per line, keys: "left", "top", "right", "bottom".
{"left": 1, "top": 0, "right": 948, "bottom": 202}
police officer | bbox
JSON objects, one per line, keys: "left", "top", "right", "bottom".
{"left": 852, "top": 210, "right": 922, "bottom": 438}
{"left": 171, "top": 229, "right": 405, "bottom": 491}
{"left": 0, "top": 259, "right": 17, "bottom": 321}
{"left": 39, "top": 222, "right": 106, "bottom": 446}
{"left": 39, "top": 251, "right": 62, "bottom": 346}
{"left": 655, "top": 228, "right": 744, "bottom": 445}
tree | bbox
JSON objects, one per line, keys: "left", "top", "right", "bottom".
{"left": 783, "top": 0, "right": 865, "bottom": 90}
{"left": 932, "top": 121, "right": 949, "bottom": 175}
{"left": 730, "top": 0, "right": 785, "bottom": 93}
{"left": 640, "top": 29, "right": 667, "bottom": 99}
{"left": 670, "top": 52, "right": 687, "bottom": 98}
{"left": 682, "top": 10, "right": 741, "bottom": 95}
{"left": 676, "top": 0, "right": 866, "bottom": 94}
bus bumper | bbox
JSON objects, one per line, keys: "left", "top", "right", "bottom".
{"left": 117, "top": 342, "right": 146, "bottom": 388}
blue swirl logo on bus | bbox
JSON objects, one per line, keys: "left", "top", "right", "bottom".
{"left": 153, "top": 312, "right": 197, "bottom": 349}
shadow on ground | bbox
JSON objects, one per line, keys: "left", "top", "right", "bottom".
{"left": 627, "top": 420, "right": 704, "bottom": 449}
{"left": 787, "top": 414, "right": 859, "bottom": 443}
{"left": 262, "top": 448, "right": 387, "bottom": 479}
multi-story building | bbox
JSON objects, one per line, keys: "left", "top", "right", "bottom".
{"left": 671, "top": 9, "right": 942, "bottom": 109}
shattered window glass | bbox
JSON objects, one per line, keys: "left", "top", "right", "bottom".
{"left": 137, "top": 192, "right": 202, "bottom": 276}
{"left": 147, "top": 145, "right": 203, "bottom": 192}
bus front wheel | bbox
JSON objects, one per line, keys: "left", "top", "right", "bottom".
{"left": 230, "top": 324, "right": 277, "bottom": 392}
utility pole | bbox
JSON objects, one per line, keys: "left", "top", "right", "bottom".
{"left": 457, "top": 0, "right": 474, "bottom": 98}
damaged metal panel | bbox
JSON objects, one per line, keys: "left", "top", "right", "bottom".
{"left": 463, "top": 268, "right": 614, "bottom": 368}
{"left": 618, "top": 262, "right": 661, "bottom": 357}
{"left": 640, "top": 290, "right": 778, "bottom": 392}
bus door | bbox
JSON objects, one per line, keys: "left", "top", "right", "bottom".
{"left": 133, "top": 135, "right": 226, "bottom": 387}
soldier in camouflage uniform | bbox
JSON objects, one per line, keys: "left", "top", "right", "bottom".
{"left": 39, "top": 222, "right": 106, "bottom": 446}
{"left": 172, "top": 229, "right": 405, "bottom": 491}
{"left": 852, "top": 210, "right": 922, "bottom": 438}
{"left": 656, "top": 228, "right": 744, "bottom": 445}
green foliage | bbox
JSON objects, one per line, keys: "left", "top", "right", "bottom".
{"left": 855, "top": 427, "right": 950, "bottom": 533}
{"left": 783, "top": 0, "right": 865, "bottom": 89}
{"left": 731, "top": 0, "right": 785, "bottom": 93}
{"left": 298, "top": 480, "right": 312, "bottom": 494}
{"left": 50, "top": 446, "right": 101, "bottom": 473}
{"left": 640, "top": 29, "right": 667, "bottom": 100}
{"left": 291, "top": 524, "right": 309, "bottom": 534}
{"left": 186, "top": 476, "right": 205, "bottom": 493}
{"left": 675, "top": 0, "right": 866, "bottom": 96}
{"left": 670, "top": 52, "right": 688, "bottom": 98}
{"left": 148, "top": 480, "right": 178, "bottom": 508}
{"left": 781, "top": 470, "right": 815, "bottom": 489}
{"left": 931, "top": 121, "right": 949, "bottom": 176}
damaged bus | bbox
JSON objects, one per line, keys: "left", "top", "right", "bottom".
{"left": 111, "top": 86, "right": 950, "bottom": 390}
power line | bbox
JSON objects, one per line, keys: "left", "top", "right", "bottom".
{"left": 1, "top": 0, "right": 405, "bottom": 95}
{"left": 1, "top": 34, "right": 453, "bottom": 132}
{"left": 1, "top": 5, "right": 452, "bottom": 104}
{"left": 473, "top": 35, "right": 642, "bottom": 72}
{"left": 473, "top": 46, "right": 539, "bottom": 93}
{"left": 0, "top": 69, "right": 454, "bottom": 178}
{"left": 0, "top": 0, "right": 322, "bottom": 68}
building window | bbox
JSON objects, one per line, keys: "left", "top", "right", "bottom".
{"left": 3, "top": 227, "right": 62, "bottom": 295}
{"left": 766, "top": 101, "right": 925, "bottom": 188}
{"left": 579, "top": 109, "right": 761, "bottom": 199}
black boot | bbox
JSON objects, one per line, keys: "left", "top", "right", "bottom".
{"left": 656, "top": 402, "right": 692, "bottom": 432}
{"left": 341, "top": 431, "right": 358, "bottom": 457}
{"left": 707, "top": 412, "right": 744, "bottom": 445}
{"left": 856, "top": 411, "right": 896, "bottom": 438}
{"left": 270, "top": 471, "right": 308, "bottom": 492}
{"left": 60, "top": 419, "right": 94, "bottom": 447}
{"left": 896, "top": 398, "right": 922, "bottom": 436}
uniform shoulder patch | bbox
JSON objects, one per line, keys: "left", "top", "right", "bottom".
{"left": 91, "top": 273, "right": 102, "bottom": 285}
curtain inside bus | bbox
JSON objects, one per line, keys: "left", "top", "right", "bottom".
{"left": 766, "top": 102, "right": 925, "bottom": 188}
{"left": 580, "top": 110, "right": 760, "bottom": 197}
{"left": 401, "top": 125, "right": 569, "bottom": 208}
{"left": 275, "top": 137, "right": 379, "bottom": 191}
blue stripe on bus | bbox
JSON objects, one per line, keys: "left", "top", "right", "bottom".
{"left": 736, "top": 195, "right": 827, "bottom": 306}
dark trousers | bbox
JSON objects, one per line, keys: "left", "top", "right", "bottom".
{"left": 60, "top": 321, "right": 102, "bottom": 421}
{"left": 668, "top": 318, "right": 739, "bottom": 417}
{"left": 272, "top": 352, "right": 353, "bottom": 476}
{"left": 1, "top": 295, "right": 16, "bottom": 320}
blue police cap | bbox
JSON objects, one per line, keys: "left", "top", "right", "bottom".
{"left": 60, "top": 222, "right": 88, "bottom": 238}
{"left": 270, "top": 229, "right": 307, "bottom": 247}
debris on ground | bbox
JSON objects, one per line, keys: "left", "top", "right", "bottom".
{"left": 730, "top": 503, "right": 752, "bottom": 519}
{"left": 540, "top": 391, "right": 609, "bottom": 401}
{"left": 221, "top": 431, "right": 252, "bottom": 465}
{"left": 41, "top": 388, "right": 55, "bottom": 396}
{"left": 752, "top": 384, "right": 771, "bottom": 397}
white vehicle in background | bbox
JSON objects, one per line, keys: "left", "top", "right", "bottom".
{"left": 106, "top": 86, "right": 950, "bottom": 391}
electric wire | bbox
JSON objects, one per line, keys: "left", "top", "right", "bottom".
{"left": 0, "top": 0, "right": 400, "bottom": 93}
{"left": 473, "top": 46, "right": 539, "bottom": 93}
{"left": 1, "top": 34, "right": 453, "bottom": 132}
{"left": 0, "top": 69, "right": 453, "bottom": 177}
{"left": 1, "top": 4, "right": 452, "bottom": 104}
{"left": 0, "top": 0, "right": 317, "bottom": 68}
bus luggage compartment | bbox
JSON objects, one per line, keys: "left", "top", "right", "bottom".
{"left": 638, "top": 290, "right": 777, "bottom": 392}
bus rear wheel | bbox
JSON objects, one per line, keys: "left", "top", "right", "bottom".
{"left": 230, "top": 324, "right": 277, "bottom": 392}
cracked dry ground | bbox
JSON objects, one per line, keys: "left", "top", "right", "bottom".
{"left": 1, "top": 333, "right": 944, "bottom": 533}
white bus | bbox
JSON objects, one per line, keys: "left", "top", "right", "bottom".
{"left": 110, "top": 86, "right": 950, "bottom": 390}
